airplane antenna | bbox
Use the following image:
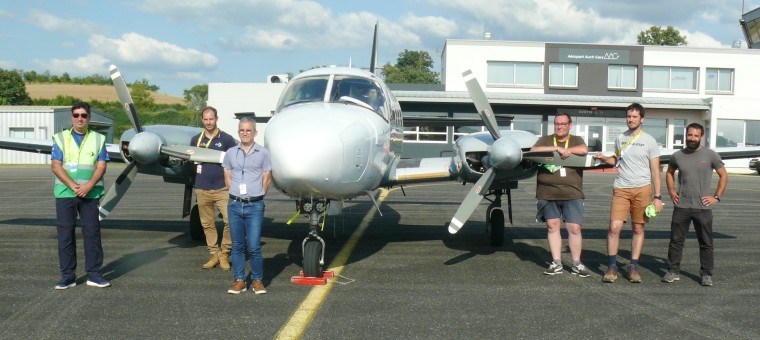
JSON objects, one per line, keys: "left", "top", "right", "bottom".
{"left": 369, "top": 22, "right": 378, "bottom": 74}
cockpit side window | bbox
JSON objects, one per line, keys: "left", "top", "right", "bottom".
{"left": 276, "top": 76, "right": 329, "bottom": 111}
{"left": 330, "top": 76, "right": 387, "bottom": 118}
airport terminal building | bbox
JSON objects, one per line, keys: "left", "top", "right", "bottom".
{"left": 394, "top": 39, "right": 760, "bottom": 173}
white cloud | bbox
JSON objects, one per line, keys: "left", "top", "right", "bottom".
{"left": 400, "top": 13, "right": 458, "bottom": 38}
{"left": 45, "top": 53, "right": 110, "bottom": 75}
{"left": 28, "top": 10, "right": 101, "bottom": 35}
{"left": 89, "top": 33, "right": 218, "bottom": 70}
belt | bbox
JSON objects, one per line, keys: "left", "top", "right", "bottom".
{"left": 229, "top": 194, "right": 264, "bottom": 203}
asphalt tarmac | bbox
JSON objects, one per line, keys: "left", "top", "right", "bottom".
{"left": 1, "top": 165, "right": 759, "bottom": 339}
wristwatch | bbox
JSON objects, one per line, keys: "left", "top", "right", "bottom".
{"left": 653, "top": 195, "right": 662, "bottom": 200}
{"left": 713, "top": 195, "right": 721, "bottom": 202}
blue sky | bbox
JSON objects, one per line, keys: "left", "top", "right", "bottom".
{"left": 1, "top": 0, "right": 758, "bottom": 97}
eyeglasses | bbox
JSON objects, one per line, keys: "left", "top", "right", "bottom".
{"left": 72, "top": 113, "right": 89, "bottom": 119}
{"left": 554, "top": 122, "right": 570, "bottom": 127}
{"left": 238, "top": 129, "right": 255, "bottom": 134}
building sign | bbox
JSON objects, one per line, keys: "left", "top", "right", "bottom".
{"left": 558, "top": 48, "right": 630, "bottom": 64}
{"left": 559, "top": 108, "right": 626, "bottom": 118}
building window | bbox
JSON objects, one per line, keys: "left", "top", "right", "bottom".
{"left": 511, "top": 115, "right": 542, "bottom": 136}
{"left": 746, "top": 121, "right": 760, "bottom": 146}
{"left": 643, "top": 66, "right": 698, "bottom": 91}
{"left": 706, "top": 68, "right": 733, "bottom": 93}
{"left": 608, "top": 65, "right": 637, "bottom": 89}
{"left": 716, "top": 119, "right": 744, "bottom": 147}
{"left": 643, "top": 118, "right": 667, "bottom": 148}
{"left": 549, "top": 63, "right": 578, "bottom": 88}
{"left": 487, "top": 61, "right": 543, "bottom": 87}
{"left": 403, "top": 126, "right": 447, "bottom": 143}
{"left": 672, "top": 119, "right": 686, "bottom": 149}
{"left": 9, "top": 127, "right": 34, "bottom": 138}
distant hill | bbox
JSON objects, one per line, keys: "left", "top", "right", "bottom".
{"left": 25, "top": 83, "right": 185, "bottom": 105}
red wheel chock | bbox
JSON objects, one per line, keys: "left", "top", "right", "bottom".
{"left": 290, "top": 270, "right": 334, "bottom": 285}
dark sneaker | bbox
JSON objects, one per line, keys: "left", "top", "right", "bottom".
{"left": 662, "top": 271, "right": 680, "bottom": 283}
{"left": 701, "top": 275, "right": 714, "bottom": 286}
{"left": 86, "top": 277, "right": 111, "bottom": 288}
{"left": 602, "top": 266, "right": 618, "bottom": 283}
{"left": 626, "top": 265, "right": 642, "bottom": 283}
{"left": 227, "top": 280, "right": 247, "bottom": 294}
{"left": 54, "top": 277, "right": 76, "bottom": 290}
{"left": 251, "top": 280, "right": 267, "bottom": 294}
{"left": 570, "top": 263, "right": 591, "bottom": 278}
{"left": 543, "top": 262, "right": 563, "bottom": 275}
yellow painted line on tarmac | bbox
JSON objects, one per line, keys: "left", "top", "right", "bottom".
{"left": 275, "top": 189, "right": 390, "bottom": 340}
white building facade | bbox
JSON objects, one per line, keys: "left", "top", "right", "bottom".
{"left": 441, "top": 40, "right": 760, "bottom": 173}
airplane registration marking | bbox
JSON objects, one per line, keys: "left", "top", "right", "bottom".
{"left": 276, "top": 189, "right": 390, "bottom": 339}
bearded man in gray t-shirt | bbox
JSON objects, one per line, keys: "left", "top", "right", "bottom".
{"left": 662, "top": 123, "right": 727, "bottom": 287}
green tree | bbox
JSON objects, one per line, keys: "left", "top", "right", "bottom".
{"left": 637, "top": 26, "right": 688, "bottom": 46}
{"left": 0, "top": 68, "right": 33, "bottom": 105}
{"left": 183, "top": 84, "right": 208, "bottom": 110}
{"left": 381, "top": 50, "right": 440, "bottom": 84}
{"left": 130, "top": 83, "right": 155, "bottom": 108}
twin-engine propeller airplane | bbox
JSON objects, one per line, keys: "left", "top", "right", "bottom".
{"left": 3, "top": 24, "right": 760, "bottom": 280}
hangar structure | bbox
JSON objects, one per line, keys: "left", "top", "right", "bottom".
{"left": 0, "top": 106, "right": 114, "bottom": 164}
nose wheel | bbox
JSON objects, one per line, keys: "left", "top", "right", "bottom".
{"left": 291, "top": 199, "right": 334, "bottom": 285}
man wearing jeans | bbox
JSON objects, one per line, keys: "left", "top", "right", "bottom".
{"left": 223, "top": 117, "right": 271, "bottom": 294}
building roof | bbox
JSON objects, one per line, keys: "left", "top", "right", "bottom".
{"left": 394, "top": 90, "right": 711, "bottom": 111}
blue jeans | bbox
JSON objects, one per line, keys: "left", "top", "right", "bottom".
{"left": 227, "top": 199, "right": 265, "bottom": 281}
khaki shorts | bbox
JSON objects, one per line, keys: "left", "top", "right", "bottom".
{"left": 610, "top": 186, "right": 652, "bottom": 224}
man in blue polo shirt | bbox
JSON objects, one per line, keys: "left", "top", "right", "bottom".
{"left": 190, "top": 106, "right": 237, "bottom": 270}
{"left": 223, "top": 117, "right": 271, "bottom": 295}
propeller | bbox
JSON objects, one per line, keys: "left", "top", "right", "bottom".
{"left": 98, "top": 65, "right": 225, "bottom": 220}
{"left": 448, "top": 70, "right": 531, "bottom": 234}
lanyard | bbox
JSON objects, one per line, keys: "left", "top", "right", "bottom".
{"left": 65, "top": 129, "right": 89, "bottom": 163}
{"left": 237, "top": 144, "right": 257, "bottom": 180}
{"left": 196, "top": 129, "right": 219, "bottom": 148}
{"left": 553, "top": 135, "right": 569, "bottom": 149}
{"left": 614, "top": 130, "right": 643, "bottom": 157}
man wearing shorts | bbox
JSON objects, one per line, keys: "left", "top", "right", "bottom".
{"left": 594, "top": 103, "right": 664, "bottom": 283}
{"left": 531, "top": 113, "right": 590, "bottom": 277}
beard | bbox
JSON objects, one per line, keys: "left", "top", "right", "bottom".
{"left": 686, "top": 140, "right": 700, "bottom": 150}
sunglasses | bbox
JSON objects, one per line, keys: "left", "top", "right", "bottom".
{"left": 72, "top": 113, "right": 89, "bottom": 119}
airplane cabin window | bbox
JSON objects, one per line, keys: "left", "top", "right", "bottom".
{"left": 331, "top": 76, "right": 386, "bottom": 117}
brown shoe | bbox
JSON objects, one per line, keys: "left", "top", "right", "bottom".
{"left": 218, "top": 251, "right": 231, "bottom": 271}
{"left": 227, "top": 280, "right": 247, "bottom": 294}
{"left": 602, "top": 266, "right": 618, "bottom": 283}
{"left": 251, "top": 280, "right": 267, "bottom": 295}
{"left": 202, "top": 253, "right": 219, "bottom": 269}
{"left": 627, "top": 265, "right": 642, "bottom": 283}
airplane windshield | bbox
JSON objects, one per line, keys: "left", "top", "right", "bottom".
{"left": 277, "top": 76, "right": 329, "bottom": 111}
{"left": 330, "top": 76, "right": 386, "bottom": 115}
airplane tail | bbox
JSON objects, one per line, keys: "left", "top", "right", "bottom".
{"left": 369, "top": 23, "right": 378, "bottom": 74}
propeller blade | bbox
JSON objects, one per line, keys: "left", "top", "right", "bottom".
{"left": 161, "top": 145, "right": 225, "bottom": 164}
{"left": 109, "top": 65, "right": 143, "bottom": 133}
{"left": 522, "top": 151, "right": 604, "bottom": 168}
{"left": 448, "top": 168, "right": 496, "bottom": 234}
{"left": 98, "top": 161, "right": 138, "bottom": 220}
{"left": 462, "top": 70, "right": 500, "bottom": 140}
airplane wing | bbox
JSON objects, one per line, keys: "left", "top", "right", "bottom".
{"left": 381, "top": 156, "right": 461, "bottom": 187}
{"left": 0, "top": 136, "right": 124, "bottom": 162}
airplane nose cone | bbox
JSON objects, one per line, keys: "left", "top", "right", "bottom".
{"left": 128, "top": 132, "right": 162, "bottom": 165}
{"left": 265, "top": 113, "right": 342, "bottom": 196}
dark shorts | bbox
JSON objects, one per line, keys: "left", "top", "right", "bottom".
{"left": 536, "top": 198, "right": 584, "bottom": 225}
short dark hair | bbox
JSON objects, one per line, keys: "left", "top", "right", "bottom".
{"left": 71, "top": 102, "right": 91, "bottom": 115}
{"left": 626, "top": 103, "right": 645, "bottom": 117}
{"left": 201, "top": 106, "right": 218, "bottom": 118}
{"left": 554, "top": 112, "right": 572, "bottom": 123}
{"left": 686, "top": 122, "right": 704, "bottom": 136}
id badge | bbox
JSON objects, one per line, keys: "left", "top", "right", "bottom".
{"left": 69, "top": 162, "right": 78, "bottom": 173}
{"left": 239, "top": 184, "right": 247, "bottom": 195}
{"left": 559, "top": 167, "right": 566, "bottom": 177}
{"left": 196, "top": 164, "right": 202, "bottom": 174}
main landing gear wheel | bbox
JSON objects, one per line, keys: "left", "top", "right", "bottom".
{"left": 303, "top": 239, "right": 323, "bottom": 278}
{"left": 189, "top": 204, "right": 204, "bottom": 241}
{"left": 486, "top": 208, "right": 505, "bottom": 247}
